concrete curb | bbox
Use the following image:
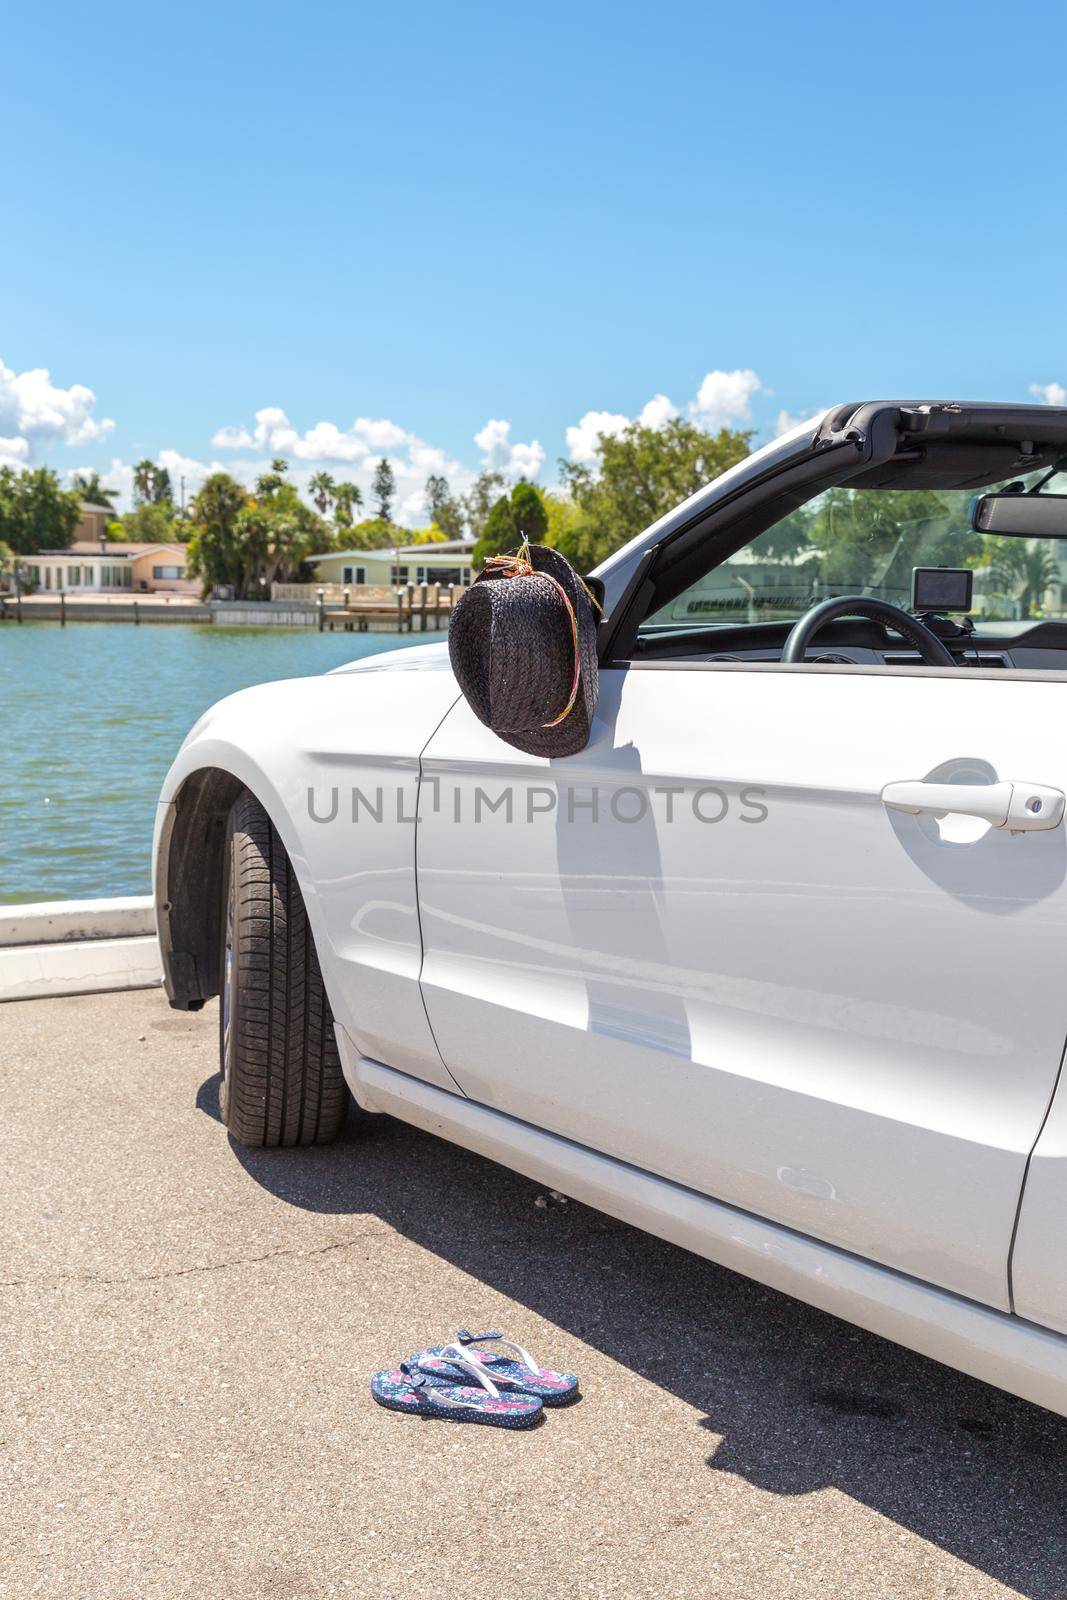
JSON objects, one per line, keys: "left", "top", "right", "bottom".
{"left": 0, "top": 896, "right": 162, "bottom": 1002}
{"left": 0, "top": 895, "right": 156, "bottom": 946}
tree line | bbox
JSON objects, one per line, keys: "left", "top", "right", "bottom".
{"left": 1, "top": 423, "right": 1058, "bottom": 617}
{"left": 0, "top": 420, "right": 754, "bottom": 599}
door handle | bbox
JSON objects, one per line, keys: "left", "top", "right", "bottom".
{"left": 881, "top": 779, "right": 1065, "bottom": 832}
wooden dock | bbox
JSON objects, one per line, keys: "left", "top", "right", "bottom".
{"left": 0, "top": 582, "right": 463, "bottom": 630}
{"left": 318, "top": 582, "right": 457, "bottom": 633}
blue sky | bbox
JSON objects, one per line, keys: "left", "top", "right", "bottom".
{"left": 4, "top": 0, "right": 1066, "bottom": 519}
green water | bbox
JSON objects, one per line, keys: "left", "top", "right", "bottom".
{"left": 0, "top": 622, "right": 423, "bottom": 903}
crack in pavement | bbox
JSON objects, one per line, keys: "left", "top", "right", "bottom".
{"left": 0, "top": 1225, "right": 396, "bottom": 1290}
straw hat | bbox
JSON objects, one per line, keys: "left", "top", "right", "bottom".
{"left": 448, "top": 543, "right": 599, "bottom": 757}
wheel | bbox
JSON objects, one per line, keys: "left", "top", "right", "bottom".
{"left": 218, "top": 790, "right": 348, "bottom": 1146}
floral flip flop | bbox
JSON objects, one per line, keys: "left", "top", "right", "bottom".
{"left": 414, "top": 1330, "right": 580, "bottom": 1406}
{"left": 369, "top": 1359, "right": 543, "bottom": 1429}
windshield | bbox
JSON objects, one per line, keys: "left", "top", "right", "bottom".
{"left": 642, "top": 480, "right": 1067, "bottom": 629}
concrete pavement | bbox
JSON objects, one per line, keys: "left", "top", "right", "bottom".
{"left": 1, "top": 988, "right": 1065, "bottom": 1599}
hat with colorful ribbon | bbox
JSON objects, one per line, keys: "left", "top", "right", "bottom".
{"left": 448, "top": 541, "right": 600, "bottom": 757}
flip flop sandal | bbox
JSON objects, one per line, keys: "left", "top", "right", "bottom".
{"left": 369, "top": 1360, "right": 543, "bottom": 1429}
{"left": 414, "top": 1331, "right": 581, "bottom": 1406}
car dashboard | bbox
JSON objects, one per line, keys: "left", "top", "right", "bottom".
{"left": 632, "top": 618, "right": 1067, "bottom": 672}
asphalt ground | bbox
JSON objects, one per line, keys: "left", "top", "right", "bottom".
{"left": 2, "top": 987, "right": 1066, "bottom": 1599}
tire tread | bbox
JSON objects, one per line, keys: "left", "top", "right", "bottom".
{"left": 223, "top": 792, "right": 347, "bottom": 1147}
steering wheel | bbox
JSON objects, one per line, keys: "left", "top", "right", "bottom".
{"left": 781, "top": 595, "right": 956, "bottom": 667}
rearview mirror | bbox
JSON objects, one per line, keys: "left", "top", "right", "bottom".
{"left": 970, "top": 492, "right": 1067, "bottom": 538}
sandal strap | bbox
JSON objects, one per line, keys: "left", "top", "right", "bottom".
{"left": 432, "top": 1344, "right": 508, "bottom": 1395}
{"left": 398, "top": 1360, "right": 502, "bottom": 1412}
{"left": 456, "top": 1329, "right": 542, "bottom": 1377}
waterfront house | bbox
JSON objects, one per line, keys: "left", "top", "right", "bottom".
{"left": 24, "top": 540, "right": 197, "bottom": 595}
{"left": 309, "top": 539, "right": 474, "bottom": 590}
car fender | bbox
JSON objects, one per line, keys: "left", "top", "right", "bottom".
{"left": 154, "top": 660, "right": 462, "bottom": 1089}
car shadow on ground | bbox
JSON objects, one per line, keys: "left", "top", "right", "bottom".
{"left": 198, "top": 1076, "right": 1067, "bottom": 1597}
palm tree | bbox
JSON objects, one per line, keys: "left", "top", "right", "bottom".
{"left": 333, "top": 481, "right": 363, "bottom": 528}
{"left": 309, "top": 471, "right": 336, "bottom": 516}
{"left": 989, "top": 540, "right": 1061, "bottom": 618}
{"left": 71, "top": 472, "right": 118, "bottom": 509}
{"left": 132, "top": 459, "right": 156, "bottom": 505}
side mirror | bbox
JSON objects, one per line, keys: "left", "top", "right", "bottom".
{"left": 970, "top": 491, "right": 1067, "bottom": 538}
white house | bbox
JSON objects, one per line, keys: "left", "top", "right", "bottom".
{"left": 23, "top": 540, "right": 197, "bottom": 595}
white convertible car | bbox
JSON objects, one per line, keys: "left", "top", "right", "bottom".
{"left": 155, "top": 400, "right": 1067, "bottom": 1417}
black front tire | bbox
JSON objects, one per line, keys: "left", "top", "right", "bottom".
{"left": 219, "top": 791, "right": 348, "bottom": 1146}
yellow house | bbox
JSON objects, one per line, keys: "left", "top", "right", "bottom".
{"left": 309, "top": 539, "right": 474, "bottom": 590}
{"left": 25, "top": 540, "right": 197, "bottom": 595}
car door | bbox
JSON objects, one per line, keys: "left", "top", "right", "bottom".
{"left": 417, "top": 662, "right": 1067, "bottom": 1311}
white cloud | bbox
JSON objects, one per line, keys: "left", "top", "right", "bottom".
{"left": 210, "top": 424, "right": 254, "bottom": 449}
{"left": 210, "top": 406, "right": 485, "bottom": 522}
{"left": 689, "top": 368, "right": 763, "bottom": 428}
{"left": 474, "top": 418, "right": 545, "bottom": 481}
{"left": 1029, "top": 382, "right": 1067, "bottom": 408}
{"left": 564, "top": 371, "right": 765, "bottom": 466}
{"left": 0, "top": 361, "right": 115, "bottom": 445}
{"left": 64, "top": 366, "right": 783, "bottom": 530}
{"left": 564, "top": 410, "right": 633, "bottom": 465}
{"left": 354, "top": 416, "right": 410, "bottom": 450}
{"left": 294, "top": 421, "right": 370, "bottom": 462}
{"left": 637, "top": 393, "right": 678, "bottom": 430}
{"left": 564, "top": 394, "right": 682, "bottom": 464}
{"left": 0, "top": 357, "right": 115, "bottom": 466}
{"left": 250, "top": 406, "right": 297, "bottom": 454}
{"left": 407, "top": 439, "right": 451, "bottom": 476}
{"left": 205, "top": 404, "right": 545, "bottom": 517}
{"left": 211, "top": 406, "right": 415, "bottom": 463}
{"left": 0, "top": 435, "right": 31, "bottom": 468}
{"left": 203, "top": 405, "right": 484, "bottom": 526}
